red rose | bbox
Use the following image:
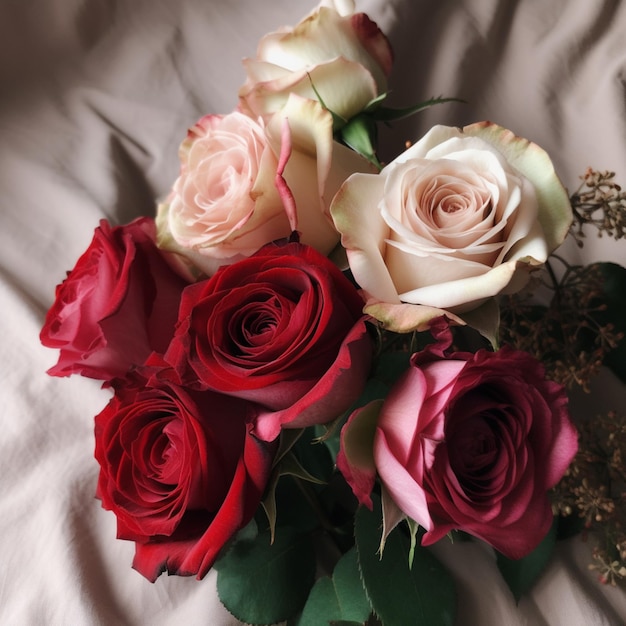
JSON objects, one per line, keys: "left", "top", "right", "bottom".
{"left": 339, "top": 321, "right": 578, "bottom": 559}
{"left": 94, "top": 367, "right": 275, "bottom": 581}
{"left": 165, "top": 241, "right": 372, "bottom": 441}
{"left": 40, "top": 218, "right": 188, "bottom": 380}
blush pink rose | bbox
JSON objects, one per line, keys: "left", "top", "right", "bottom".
{"left": 330, "top": 123, "right": 573, "bottom": 338}
{"left": 95, "top": 366, "right": 276, "bottom": 581}
{"left": 163, "top": 240, "right": 373, "bottom": 442}
{"left": 338, "top": 321, "right": 578, "bottom": 559}
{"left": 40, "top": 217, "right": 188, "bottom": 381}
{"left": 156, "top": 112, "right": 291, "bottom": 276}
{"left": 156, "top": 104, "right": 373, "bottom": 276}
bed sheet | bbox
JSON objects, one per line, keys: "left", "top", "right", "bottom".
{"left": 1, "top": 0, "right": 625, "bottom": 624}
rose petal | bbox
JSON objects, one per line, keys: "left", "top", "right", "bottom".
{"left": 336, "top": 399, "right": 383, "bottom": 509}
{"left": 464, "top": 122, "right": 573, "bottom": 251}
{"left": 253, "top": 316, "right": 372, "bottom": 441}
{"left": 331, "top": 172, "right": 398, "bottom": 303}
{"left": 362, "top": 297, "right": 465, "bottom": 333}
{"left": 375, "top": 428, "right": 432, "bottom": 530}
{"left": 398, "top": 258, "right": 539, "bottom": 311}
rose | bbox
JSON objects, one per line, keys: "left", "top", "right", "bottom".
{"left": 164, "top": 240, "right": 373, "bottom": 442}
{"left": 156, "top": 112, "right": 290, "bottom": 276}
{"left": 156, "top": 102, "right": 373, "bottom": 276}
{"left": 337, "top": 321, "right": 578, "bottom": 559}
{"left": 94, "top": 366, "right": 275, "bottom": 581}
{"left": 330, "top": 122, "right": 573, "bottom": 335}
{"left": 40, "top": 217, "right": 188, "bottom": 380}
{"left": 238, "top": 0, "right": 393, "bottom": 125}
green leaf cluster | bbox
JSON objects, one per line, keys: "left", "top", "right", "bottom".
{"left": 335, "top": 96, "right": 463, "bottom": 169}
{"left": 215, "top": 489, "right": 459, "bottom": 625}
{"left": 307, "top": 72, "right": 462, "bottom": 169}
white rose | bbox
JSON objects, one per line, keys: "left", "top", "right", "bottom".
{"left": 238, "top": 0, "right": 392, "bottom": 126}
{"left": 330, "top": 122, "right": 573, "bottom": 336}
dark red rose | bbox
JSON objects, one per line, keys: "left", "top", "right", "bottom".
{"left": 94, "top": 366, "right": 275, "bottom": 581}
{"left": 339, "top": 320, "right": 578, "bottom": 559}
{"left": 164, "top": 241, "right": 372, "bottom": 441}
{"left": 40, "top": 217, "right": 188, "bottom": 380}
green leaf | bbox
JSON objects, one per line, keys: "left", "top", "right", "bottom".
{"left": 215, "top": 526, "right": 316, "bottom": 625}
{"left": 496, "top": 516, "right": 558, "bottom": 602}
{"left": 297, "top": 547, "right": 372, "bottom": 626}
{"left": 339, "top": 115, "right": 381, "bottom": 169}
{"left": 262, "top": 431, "right": 333, "bottom": 542}
{"left": 592, "top": 262, "right": 626, "bottom": 382}
{"left": 363, "top": 91, "right": 390, "bottom": 112}
{"left": 355, "top": 495, "right": 456, "bottom": 626}
{"left": 370, "top": 97, "right": 464, "bottom": 122}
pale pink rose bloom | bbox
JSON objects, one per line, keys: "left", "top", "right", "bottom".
{"left": 330, "top": 122, "right": 573, "bottom": 338}
{"left": 157, "top": 103, "right": 374, "bottom": 276}
{"left": 238, "top": 0, "right": 392, "bottom": 125}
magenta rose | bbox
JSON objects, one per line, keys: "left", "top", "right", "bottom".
{"left": 338, "top": 321, "right": 578, "bottom": 559}
{"left": 94, "top": 366, "right": 275, "bottom": 581}
{"left": 40, "top": 217, "right": 188, "bottom": 380}
{"left": 164, "top": 240, "right": 372, "bottom": 442}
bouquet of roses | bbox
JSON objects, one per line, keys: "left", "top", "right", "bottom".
{"left": 40, "top": 1, "right": 626, "bottom": 624}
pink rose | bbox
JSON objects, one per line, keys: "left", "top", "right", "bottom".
{"left": 156, "top": 105, "right": 373, "bottom": 276}
{"left": 163, "top": 240, "right": 373, "bottom": 442}
{"left": 40, "top": 217, "right": 188, "bottom": 380}
{"left": 156, "top": 112, "right": 290, "bottom": 276}
{"left": 95, "top": 366, "right": 276, "bottom": 581}
{"left": 338, "top": 321, "right": 578, "bottom": 559}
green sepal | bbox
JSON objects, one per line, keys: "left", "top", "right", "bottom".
{"left": 406, "top": 518, "right": 420, "bottom": 569}
{"left": 296, "top": 547, "right": 372, "bottom": 626}
{"left": 496, "top": 516, "right": 558, "bottom": 603}
{"left": 261, "top": 448, "right": 327, "bottom": 543}
{"left": 369, "top": 97, "right": 465, "bottom": 122}
{"left": 215, "top": 525, "right": 316, "bottom": 625}
{"left": 339, "top": 114, "right": 381, "bottom": 169}
{"left": 355, "top": 495, "right": 457, "bottom": 626}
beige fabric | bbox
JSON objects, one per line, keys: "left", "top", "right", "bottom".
{"left": 1, "top": 0, "right": 625, "bottom": 624}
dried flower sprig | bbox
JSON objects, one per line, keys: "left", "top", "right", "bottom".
{"left": 499, "top": 262, "right": 623, "bottom": 392}
{"left": 502, "top": 169, "right": 626, "bottom": 585}
{"left": 570, "top": 168, "right": 626, "bottom": 245}
{"left": 552, "top": 411, "right": 626, "bottom": 586}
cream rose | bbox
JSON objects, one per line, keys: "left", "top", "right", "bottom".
{"left": 238, "top": 0, "right": 392, "bottom": 126}
{"left": 330, "top": 122, "right": 573, "bottom": 335}
{"left": 157, "top": 100, "right": 374, "bottom": 276}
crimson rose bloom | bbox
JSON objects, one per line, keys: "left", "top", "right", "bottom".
{"left": 338, "top": 321, "right": 578, "bottom": 559}
{"left": 95, "top": 367, "right": 275, "bottom": 581}
{"left": 165, "top": 241, "right": 372, "bottom": 441}
{"left": 40, "top": 217, "right": 188, "bottom": 380}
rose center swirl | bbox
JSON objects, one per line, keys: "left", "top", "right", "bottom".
{"left": 446, "top": 403, "right": 519, "bottom": 502}
{"left": 227, "top": 291, "right": 296, "bottom": 362}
